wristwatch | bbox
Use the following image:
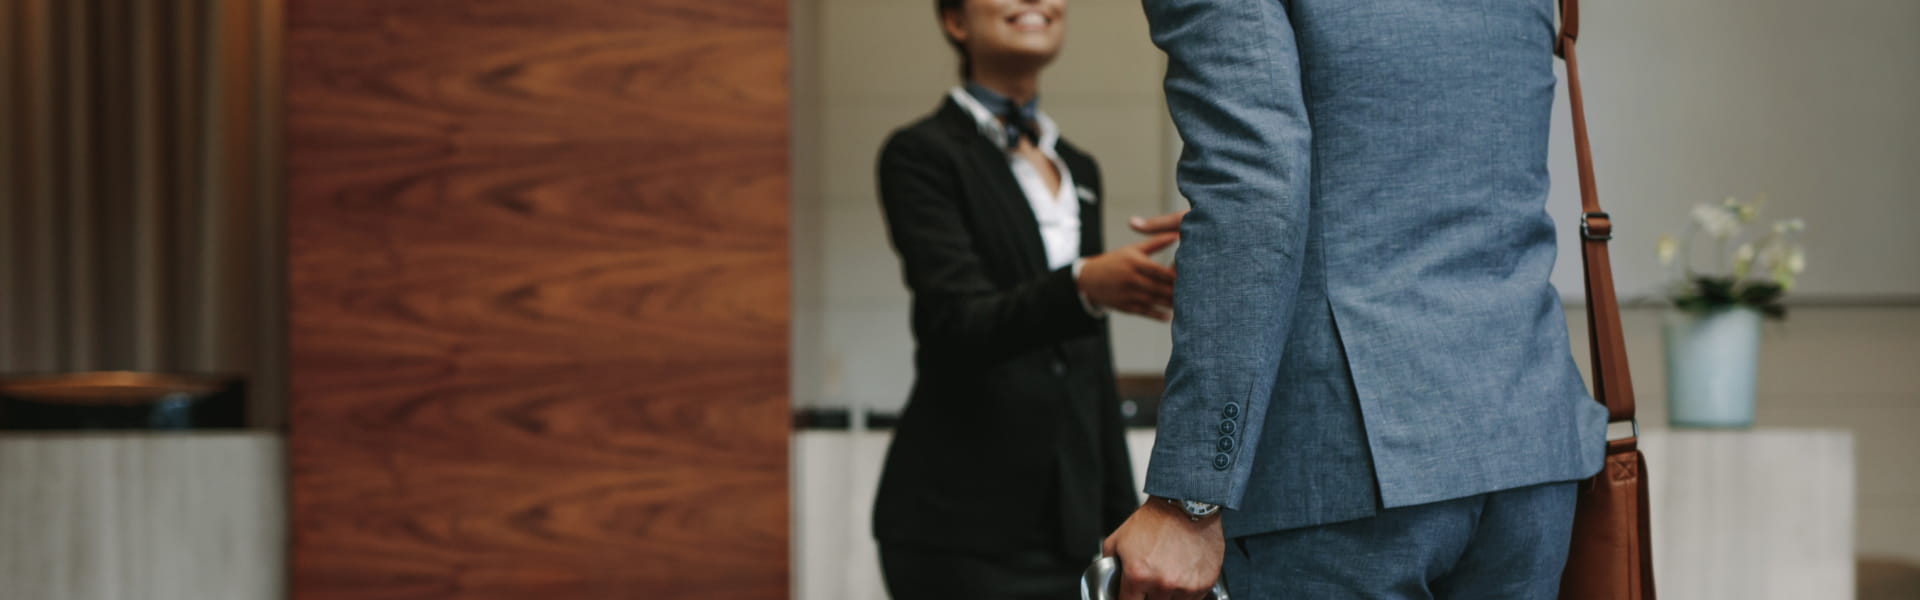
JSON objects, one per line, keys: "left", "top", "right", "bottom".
{"left": 1161, "top": 496, "right": 1221, "bottom": 522}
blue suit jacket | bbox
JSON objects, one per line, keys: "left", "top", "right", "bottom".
{"left": 1141, "top": 0, "right": 1609, "bottom": 538}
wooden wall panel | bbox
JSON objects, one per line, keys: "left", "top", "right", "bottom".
{"left": 284, "top": 1, "right": 789, "bottom": 598}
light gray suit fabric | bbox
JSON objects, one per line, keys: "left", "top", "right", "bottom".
{"left": 1140, "top": 0, "right": 1610, "bottom": 541}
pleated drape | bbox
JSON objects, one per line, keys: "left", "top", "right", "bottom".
{"left": 0, "top": 0, "right": 284, "bottom": 427}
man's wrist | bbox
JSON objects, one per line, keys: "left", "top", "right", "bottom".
{"left": 1150, "top": 495, "right": 1222, "bottom": 523}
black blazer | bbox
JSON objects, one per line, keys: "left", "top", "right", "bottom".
{"left": 870, "top": 96, "right": 1137, "bottom": 560}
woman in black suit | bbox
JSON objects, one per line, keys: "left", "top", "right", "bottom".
{"left": 870, "top": 1, "right": 1185, "bottom": 597}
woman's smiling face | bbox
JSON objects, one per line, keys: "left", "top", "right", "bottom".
{"left": 943, "top": 0, "right": 1067, "bottom": 73}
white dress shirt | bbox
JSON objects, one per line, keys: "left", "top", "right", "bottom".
{"left": 948, "top": 87, "right": 1104, "bottom": 316}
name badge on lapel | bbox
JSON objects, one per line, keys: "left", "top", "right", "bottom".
{"left": 1076, "top": 185, "right": 1098, "bottom": 206}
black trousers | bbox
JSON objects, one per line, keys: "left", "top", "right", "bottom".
{"left": 879, "top": 543, "right": 1083, "bottom": 600}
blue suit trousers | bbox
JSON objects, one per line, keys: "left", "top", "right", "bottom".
{"left": 1223, "top": 481, "right": 1579, "bottom": 599}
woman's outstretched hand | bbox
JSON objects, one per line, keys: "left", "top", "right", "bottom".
{"left": 1079, "top": 232, "right": 1178, "bottom": 321}
{"left": 1128, "top": 209, "right": 1190, "bottom": 236}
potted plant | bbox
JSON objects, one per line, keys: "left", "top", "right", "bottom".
{"left": 1655, "top": 196, "right": 1805, "bottom": 428}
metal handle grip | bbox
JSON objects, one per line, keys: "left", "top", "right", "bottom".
{"left": 1081, "top": 556, "right": 1229, "bottom": 600}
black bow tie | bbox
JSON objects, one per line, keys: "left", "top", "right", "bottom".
{"left": 963, "top": 82, "right": 1040, "bottom": 150}
{"left": 999, "top": 109, "right": 1039, "bottom": 150}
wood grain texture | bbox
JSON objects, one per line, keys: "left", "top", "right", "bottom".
{"left": 284, "top": 1, "right": 789, "bottom": 598}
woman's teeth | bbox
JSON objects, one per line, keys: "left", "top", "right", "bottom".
{"left": 1013, "top": 13, "right": 1048, "bottom": 27}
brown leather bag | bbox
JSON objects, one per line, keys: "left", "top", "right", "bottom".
{"left": 1554, "top": 0, "right": 1658, "bottom": 598}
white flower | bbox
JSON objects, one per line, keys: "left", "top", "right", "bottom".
{"left": 1758, "top": 240, "right": 1787, "bottom": 268}
{"left": 1656, "top": 234, "right": 1678, "bottom": 267}
{"left": 1733, "top": 243, "right": 1756, "bottom": 279}
{"left": 1774, "top": 269, "right": 1798, "bottom": 292}
{"left": 1767, "top": 245, "right": 1804, "bottom": 291}
{"left": 1692, "top": 203, "right": 1741, "bottom": 239}
{"left": 1773, "top": 218, "right": 1806, "bottom": 234}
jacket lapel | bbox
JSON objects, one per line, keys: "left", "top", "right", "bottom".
{"left": 1060, "top": 146, "right": 1103, "bottom": 259}
{"left": 937, "top": 97, "right": 1051, "bottom": 277}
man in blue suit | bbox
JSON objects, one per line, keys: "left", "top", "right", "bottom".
{"left": 1102, "top": 0, "right": 1610, "bottom": 598}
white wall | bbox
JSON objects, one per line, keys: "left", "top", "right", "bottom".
{"left": 1543, "top": 0, "right": 1920, "bottom": 301}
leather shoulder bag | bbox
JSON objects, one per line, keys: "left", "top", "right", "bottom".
{"left": 1555, "top": 0, "right": 1658, "bottom": 598}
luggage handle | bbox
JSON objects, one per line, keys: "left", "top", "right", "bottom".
{"left": 1082, "top": 555, "right": 1229, "bottom": 600}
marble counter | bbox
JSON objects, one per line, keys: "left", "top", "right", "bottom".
{"left": 0, "top": 433, "right": 285, "bottom": 600}
{"left": 793, "top": 428, "right": 1856, "bottom": 600}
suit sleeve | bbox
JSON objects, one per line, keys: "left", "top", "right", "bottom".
{"left": 876, "top": 130, "right": 1103, "bottom": 361}
{"left": 1140, "top": 0, "right": 1313, "bottom": 509}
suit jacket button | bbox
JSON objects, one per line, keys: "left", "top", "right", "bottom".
{"left": 1216, "top": 436, "right": 1235, "bottom": 453}
{"left": 1051, "top": 360, "right": 1066, "bottom": 376}
{"left": 1212, "top": 453, "right": 1231, "bottom": 470}
{"left": 1221, "top": 402, "right": 1241, "bottom": 420}
{"left": 1218, "top": 420, "right": 1236, "bottom": 435}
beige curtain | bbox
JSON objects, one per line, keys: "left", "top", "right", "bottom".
{"left": 0, "top": 0, "right": 284, "bottom": 427}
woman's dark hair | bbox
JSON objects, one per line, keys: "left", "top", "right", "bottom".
{"left": 935, "top": 0, "right": 971, "bottom": 80}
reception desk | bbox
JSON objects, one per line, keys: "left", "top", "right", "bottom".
{"left": 0, "top": 433, "right": 284, "bottom": 600}
{"left": 1641, "top": 429, "right": 1856, "bottom": 599}
{"left": 794, "top": 428, "right": 1856, "bottom": 600}
{"left": 0, "top": 428, "right": 1851, "bottom": 598}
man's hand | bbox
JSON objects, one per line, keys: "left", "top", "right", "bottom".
{"left": 1101, "top": 498, "right": 1225, "bottom": 600}
{"left": 1078, "top": 233, "right": 1178, "bottom": 321}
{"left": 1128, "top": 209, "right": 1190, "bottom": 236}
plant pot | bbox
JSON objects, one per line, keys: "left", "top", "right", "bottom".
{"left": 1662, "top": 306, "right": 1763, "bottom": 428}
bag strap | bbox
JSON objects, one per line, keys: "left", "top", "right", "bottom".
{"left": 1558, "top": 0, "right": 1637, "bottom": 426}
